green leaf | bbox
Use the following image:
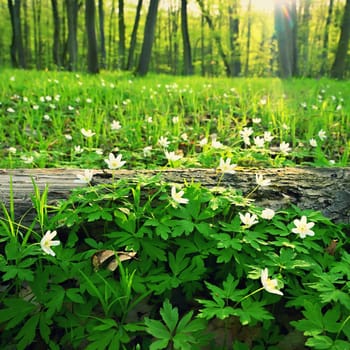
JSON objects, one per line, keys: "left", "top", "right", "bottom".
{"left": 66, "top": 288, "right": 85, "bottom": 304}
{"left": 93, "top": 318, "right": 118, "bottom": 331}
{"left": 144, "top": 318, "right": 171, "bottom": 339}
{"left": 15, "top": 313, "right": 40, "bottom": 350}
{"left": 0, "top": 298, "right": 36, "bottom": 329}
{"left": 160, "top": 299, "right": 179, "bottom": 333}
{"left": 149, "top": 338, "right": 170, "bottom": 350}
{"left": 305, "top": 335, "right": 333, "bottom": 349}
{"left": 323, "top": 305, "right": 341, "bottom": 333}
{"left": 39, "top": 313, "right": 51, "bottom": 344}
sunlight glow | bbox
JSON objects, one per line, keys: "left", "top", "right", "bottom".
{"left": 249, "top": 0, "right": 276, "bottom": 13}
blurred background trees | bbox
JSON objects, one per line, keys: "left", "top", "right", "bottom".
{"left": 1, "top": 0, "right": 349, "bottom": 78}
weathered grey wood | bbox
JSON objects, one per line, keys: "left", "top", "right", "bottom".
{"left": 0, "top": 167, "right": 349, "bottom": 223}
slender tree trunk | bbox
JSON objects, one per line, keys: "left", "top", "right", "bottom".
{"left": 330, "top": 0, "right": 350, "bottom": 79}
{"left": 23, "top": 0, "right": 31, "bottom": 67}
{"left": 8, "top": 0, "right": 26, "bottom": 68}
{"left": 118, "top": 0, "right": 125, "bottom": 69}
{"left": 51, "top": 0, "right": 61, "bottom": 67}
{"left": 321, "top": 0, "right": 334, "bottom": 75}
{"left": 228, "top": 2, "right": 241, "bottom": 76}
{"left": 244, "top": 0, "right": 251, "bottom": 75}
{"left": 98, "top": 0, "right": 106, "bottom": 69}
{"left": 32, "top": 0, "right": 43, "bottom": 69}
{"left": 136, "top": 0, "right": 160, "bottom": 76}
{"left": 85, "top": 0, "right": 99, "bottom": 73}
{"left": 298, "top": 0, "right": 311, "bottom": 76}
{"left": 108, "top": 0, "right": 116, "bottom": 69}
{"left": 181, "top": 0, "right": 193, "bottom": 75}
{"left": 196, "top": 0, "right": 231, "bottom": 76}
{"left": 200, "top": 14, "right": 205, "bottom": 75}
{"left": 274, "top": 0, "right": 298, "bottom": 78}
{"left": 65, "top": 0, "right": 79, "bottom": 71}
{"left": 126, "top": 0, "right": 143, "bottom": 70}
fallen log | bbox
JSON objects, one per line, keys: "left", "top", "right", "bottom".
{"left": 0, "top": 167, "right": 349, "bottom": 223}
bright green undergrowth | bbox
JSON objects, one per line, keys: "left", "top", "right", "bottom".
{"left": 0, "top": 176, "right": 349, "bottom": 349}
{"left": 0, "top": 70, "right": 349, "bottom": 349}
{"left": 0, "top": 69, "right": 349, "bottom": 169}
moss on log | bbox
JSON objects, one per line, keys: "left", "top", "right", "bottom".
{"left": 0, "top": 167, "right": 349, "bottom": 223}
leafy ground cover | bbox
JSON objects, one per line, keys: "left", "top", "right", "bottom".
{"left": 0, "top": 69, "right": 349, "bottom": 168}
{"left": 0, "top": 69, "right": 349, "bottom": 349}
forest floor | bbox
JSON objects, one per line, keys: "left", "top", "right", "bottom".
{"left": 0, "top": 69, "right": 349, "bottom": 350}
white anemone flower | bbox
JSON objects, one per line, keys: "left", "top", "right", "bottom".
{"left": 292, "top": 216, "right": 315, "bottom": 239}
{"left": 261, "top": 268, "right": 283, "bottom": 296}
{"left": 104, "top": 153, "right": 126, "bottom": 169}
{"left": 318, "top": 129, "right": 327, "bottom": 141}
{"left": 309, "top": 138, "right": 317, "bottom": 147}
{"left": 261, "top": 208, "right": 275, "bottom": 220}
{"left": 111, "top": 120, "right": 122, "bottom": 130}
{"left": 76, "top": 170, "right": 94, "bottom": 184}
{"left": 239, "top": 212, "right": 258, "bottom": 228}
{"left": 158, "top": 136, "right": 170, "bottom": 148}
{"left": 40, "top": 230, "right": 60, "bottom": 256}
{"left": 171, "top": 186, "right": 189, "bottom": 205}
{"left": 217, "top": 158, "right": 237, "bottom": 174}
{"left": 81, "top": 128, "right": 96, "bottom": 138}
{"left": 165, "top": 151, "right": 182, "bottom": 162}
{"left": 256, "top": 174, "right": 271, "bottom": 187}
{"left": 279, "top": 141, "right": 291, "bottom": 154}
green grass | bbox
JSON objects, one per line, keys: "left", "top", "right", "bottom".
{"left": 0, "top": 69, "right": 349, "bottom": 169}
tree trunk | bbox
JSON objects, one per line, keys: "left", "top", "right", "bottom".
{"left": 85, "top": 0, "right": 99, "bottom": 74}
{"left": 51, "top": 0, "right": 61, "bottom": 67}
{"left": 23, "top": 0, "right": 31, "bottom": 67}
{"left": 330, "top": 0, "right": 350, "bottom": 79}
{"left": 196, "top": 0, "right": 232, "bottom": 77}
{"left": 228, "top": 2, "right": 241, "bottom": 76}
{"left": 118, "top": 0, "right": 125, "bottom": 69}
{"left": 107, "top": 0, "right": 116, "bottom": 69}
{"left": 1, "top": 168, "right": 350, "bottom": 224}
{"left": 244, "top": 0, "right": 251, "bottom": 75}
{"left": 98, "top": 0, "right": 106, "bottom": 69}
{"left": 126, "top": 0, "right": 143, "bottom": 70}
{"left": 298, "top": 0, "right": 311, "bottom": 76}
{"left": 8, "top": 0, "right": 26, "bottom": 68}
{"left": 181, "top": 0, "right": 193, "bottom": 75}
{"left": 274, "top": 0, "right": 298, "bottom": 78}
{"left": 136, "top": 0, "right": 160, "bottom": 76}
{"left": 320, "top": 0, "right": 333, "bottom": 75}
{"left": 65, "top": 0, "right": 79, "bottom": 71}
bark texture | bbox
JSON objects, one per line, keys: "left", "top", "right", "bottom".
{"left": 0, "top": 168, "right": 349, "bottom": 223}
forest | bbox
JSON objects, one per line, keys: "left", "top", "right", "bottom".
{"left": 1, "top": 1, "right": 350, "bottom": 350}
{"left": 2, "top": 0, "right": 350, "bottom": 78}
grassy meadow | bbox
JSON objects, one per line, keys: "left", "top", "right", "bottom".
{"left": 1, "top": 69, "right": 349, "bottom": 169}
{"left": 1, "top": 69, "right": 350, "bottom": 350}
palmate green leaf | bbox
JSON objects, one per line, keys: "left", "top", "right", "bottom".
{"left": 171, "top": 220, "right": 195, "bottom": 237}
{"left": 66, "top": 288, "right": 85, "bottom": 304}
{"left": 149, "top": 339, "right": 170, "bottom": 350}
{"left": 160, "top": 299, "right": 179, "bottom": 333}
{"left": 144, "top": 318, "right": 171, "bottom": 339}
{"left": 236, "top": 299, "right": 274, "bottom": 325}
{"left": 86, "top": 328, "right": 116, "bottom": 350}
{"left": 323, "top": 306, "right": 341, "bottom": 333}
{"left": 1, "top": 264, "right": 34, "bottom": 282}
{"left": 197, "top": 296, "right": 236, "bottom": 320}
{"left": 93, "top": 318, "right": 118, "bottom": 331}
{"left": 305, "top": 335, "right": 333, "bottom": 349}
{"left": 39, "top": 313, "right": 51, "bottom": 345}
{"left": 15, "top": 313, "right": 40, "bottom": 350}
{"left": 0, "top": 298, "right": 36, "bottom": 329}
{"left": 173, "top": 333, "right": 196, "bottom": 350}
